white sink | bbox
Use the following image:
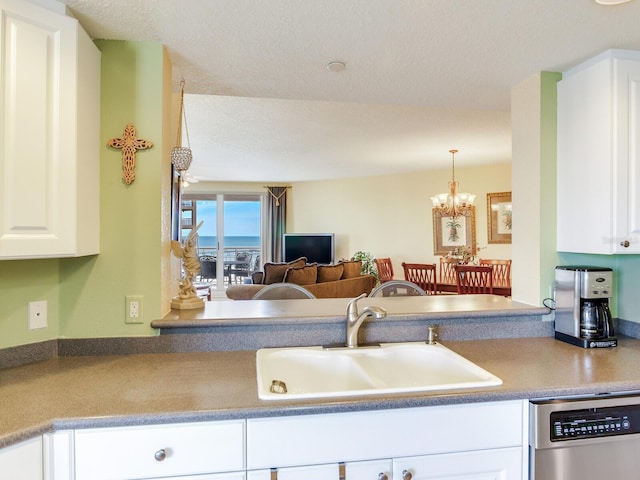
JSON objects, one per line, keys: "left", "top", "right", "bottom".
{"left": 256, "top": 342, "right": 502, "bottom": 400}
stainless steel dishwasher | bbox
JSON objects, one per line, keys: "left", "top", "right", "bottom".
{"left": 530, "top": 393, "right": 640, "bottom": 479}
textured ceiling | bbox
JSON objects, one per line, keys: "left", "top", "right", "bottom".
{"left": 60, "top": 0, "right": 640, "bottom": 181}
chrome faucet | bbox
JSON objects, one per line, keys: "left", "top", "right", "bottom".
{"left": 346, "top": 293, "right": 387, "bottom": 348}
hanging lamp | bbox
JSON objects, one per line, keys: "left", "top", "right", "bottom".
{"left": 171, "top": 78, "right": 193, "bottom": 173}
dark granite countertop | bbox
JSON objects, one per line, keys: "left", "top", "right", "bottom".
{"left": 3, "top": 336, "right": 640, "bottom": 449}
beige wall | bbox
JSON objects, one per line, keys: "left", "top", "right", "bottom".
{"left": 289, "top": 164, "right": 511, "bottom": 276}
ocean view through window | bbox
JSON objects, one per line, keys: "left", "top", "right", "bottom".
{"left": 182, "top": 193, "right": 264, "bottom": 291}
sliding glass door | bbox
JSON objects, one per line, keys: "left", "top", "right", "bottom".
{"left": 182, "top": 193, "right": 264, "bottom": 292}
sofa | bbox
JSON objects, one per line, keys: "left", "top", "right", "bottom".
{"left": 225, "top": 257, "right": 377, "bottom": 300}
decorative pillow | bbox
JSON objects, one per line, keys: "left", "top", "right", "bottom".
{"left": 283, "top": 263, "right": 318, "bottom": 286}
{"left": 263, "top": 257, "right": 307, "bottom": 284}
{"left": 317, "top": 264, "right": 344, "bottom": 283}
{"left": 340, "top": 260, "right": 362, "bottom": 279}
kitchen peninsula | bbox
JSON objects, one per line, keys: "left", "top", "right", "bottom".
{"left": 5, "top": 335, "right": 640, "bottom": 479}
{"left": 151, "top": 295, "right": 552, "bottom": 351}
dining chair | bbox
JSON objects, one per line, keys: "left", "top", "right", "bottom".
{"left": 479, "top": 259, "right": 512, "bottom": 288}
{"left": 454, "top": 265, "right": 494, "bottom": 294}
{"left": 198, "top": 258, "right": 217, "bottom": 281}
{"left": 369, "top": 280, "right": 427, "bottom": 297}
{"left": 252, "top": 283, "right": 317, "bottom": 300}
{"left": 439, "top": 257, "right": 458, "bottom": 289}
{"left": 230, "top": 252, "right": 253, "bottom": 284}
{"left": 401, "top": 262, "right": 437, "bottom": 295}
{"left": 374, "top": 258, "right": 394, "bottom": 283}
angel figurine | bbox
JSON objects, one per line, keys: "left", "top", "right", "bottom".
{"left": 170, "top": 221, "right": 205, "bottom": 309}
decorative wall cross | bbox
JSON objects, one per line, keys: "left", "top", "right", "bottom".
{"left": 108, "top": 123, "right": 153, "bottom": 185}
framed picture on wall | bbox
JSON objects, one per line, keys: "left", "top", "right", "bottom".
{"left": 487, "top": 191, "right": 512, "bottom": 244}
{"left": 432, "top": 207, "right": 476, "bottom": 255}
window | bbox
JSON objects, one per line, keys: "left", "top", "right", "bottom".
{"left": 182, "top": 193, "right": 264, "bottom": 291}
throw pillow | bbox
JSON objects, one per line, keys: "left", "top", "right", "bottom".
{"left": 317, "top": 264, "right": 344, "bottom": 283}
{"left": 263, "top": 257, "right": 307, "bottom": 284}
{"left": 283, "top": 263, "right": 318, "bottom": 285}
{"left": 340, "top": 260, "right": 362, "bottom": 279}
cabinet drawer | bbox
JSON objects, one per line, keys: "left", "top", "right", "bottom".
{"left": 75, "top": 420, "right": 245, "bottom": 480}
{"left": 247, "top": 400, "right": 524, "bottom": 469}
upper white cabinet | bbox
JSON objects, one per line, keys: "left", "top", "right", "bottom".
{"left": 557, "top": 49, "right": 640, "bottom": 254}
{"left": 0, "top": 0, "right": 100, "bottom": 259}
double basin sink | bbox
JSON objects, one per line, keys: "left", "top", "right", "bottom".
{"left": 256, "top": 341, "right": 502, "bottom": 400}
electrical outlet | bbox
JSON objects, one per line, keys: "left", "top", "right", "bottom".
{"left": 28, "top": 301, "right": 48, "bottom": 330}
{"left": 125, "top": 295, "right": 143, "bottom": 324}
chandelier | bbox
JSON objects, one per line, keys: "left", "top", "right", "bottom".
{"left": 430, "top": 149, "right": 475, "bottom": 219}
{"left": 171, "top": 78, "right": 192, "bottom": 174}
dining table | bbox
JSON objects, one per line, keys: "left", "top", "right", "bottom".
{"left": 436, "top": 282, "right": 511, "bottom": 297}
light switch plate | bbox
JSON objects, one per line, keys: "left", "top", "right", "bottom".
{"left": 28, "top": 301, "right": 48, "bottom": 330}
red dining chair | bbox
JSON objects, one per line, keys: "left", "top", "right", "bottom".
{"left": 479, "top": 259, "right": 512, "bottom": 288}
{"left": 375, "top": 258, "right": 394, "bottom": 283}
{"left": 439, "top": 257, "right": 458, "bottom": 292}
{"left": 402, "top": 262, "right": 437, "bottom": 295}
{"left": 454, "top": 265, "right": 494, "bottom": 294}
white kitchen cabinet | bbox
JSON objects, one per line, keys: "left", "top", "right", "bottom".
{"left": 246, "top": 400, "right": 525, "bottom": 480}
{"left": 248, "top": 460, "right": 392, "bottom": 480}
{"left": 73, "top": 420, "right": 245, "bottom": 480}
{"left": 557, "top": 49, "right": 640, "bottom": 254}
{"left": 393, "top": 448, "right": 522, "bottom": 480}
{"left": 0, "top": 436, "right": 43, "bottom": 480}
{"left": 44, "top": 401, "right": 524, "bottom": 479}
{"left": 0, "top": 0, "right": 100, "bottom": 259}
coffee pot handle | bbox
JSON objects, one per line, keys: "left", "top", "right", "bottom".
{"left": 598, "top": 303, "right": 614, "bottom": 337}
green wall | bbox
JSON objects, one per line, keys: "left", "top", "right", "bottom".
{"left": 0, "top": 259, "right": 60, "bottom": 348}
{"left": 59, "top": 40, "right": 170, "bottom": 338}
{"left": 539, "top": 72, "right": 562, "bottom": 301}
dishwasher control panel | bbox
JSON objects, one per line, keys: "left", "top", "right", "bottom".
{"left": 551, "top": 404, "right": 640, "bottom": 441}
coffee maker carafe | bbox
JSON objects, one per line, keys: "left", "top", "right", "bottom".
{"left": 554, "top": 266, "right": 616, "bottom": 348}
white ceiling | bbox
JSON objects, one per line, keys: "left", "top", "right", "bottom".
{"left": 60, "top": 0, "right": 640, "bottom": 182}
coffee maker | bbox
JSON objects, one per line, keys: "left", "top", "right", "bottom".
{"left": 554, "top": 266, "right": 616, "bottom": 348}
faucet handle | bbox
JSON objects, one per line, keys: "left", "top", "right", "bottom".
{"left": 347, "top": 293, "right": 367, "bottom": 313}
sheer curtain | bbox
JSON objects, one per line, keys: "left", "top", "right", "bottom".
{"left": 265, "top": 186, "right": 288, "bottom": 263}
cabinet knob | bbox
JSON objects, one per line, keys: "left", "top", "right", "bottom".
{"left": 154, "top": 449, "right": 167, "bottom": 461}
{"left": 378, "top": 473, "right": 389, "bottom": 480}
{"left": 621, "top": 240, "right": 630, "bottom": 248}
{"left": 402, "top": 469, "right": 413, "bottom": 480}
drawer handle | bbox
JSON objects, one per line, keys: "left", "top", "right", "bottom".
{"left": 378, "top": 473, "right": 389, "bottom": 480}
{"left": 402, "top": 470, "right": 412, "bottom": 480}
{"left": 621, "top": 240, "right": 630, "bottom": 248}
{"left": 154, "top": 449, "right": 167, "bottom": 462}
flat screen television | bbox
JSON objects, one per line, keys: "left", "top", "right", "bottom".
{"left": 283, "top": 233, "right": 335, "bottom": 265}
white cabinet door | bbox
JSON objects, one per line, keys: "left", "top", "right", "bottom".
{"left": 0, "top": 0, "right": 100, "bottom": 259}
{"left": 393, "top": 447, "right": 522, "bottom": 480}
{"left": 0, "top": 436, "right": 43, "bottom": 480}
{"left": 557, "top": 50, "right": 640, "bottom": 254}
{"left": 248, "top": 459, "right": 392, "bottom": 480}
{"left": 43, "top": 431, "right": 73, "bottom": 480}
{"left": 620, "top": 58, "right": 640, "bottom": 250}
